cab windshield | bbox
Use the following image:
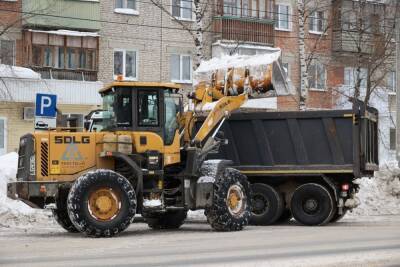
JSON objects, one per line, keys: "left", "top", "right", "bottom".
{"left": 101, "top": 88, "right": 132, "bottom": 130}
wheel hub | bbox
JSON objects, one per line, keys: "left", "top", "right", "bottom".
{"left": 226, "top": 184, "right": 246, "bottom": 217}
{"left": 252, "top": 194, "right": 269, "bottom": 215}
{"left": 88, "top": 188, "right": 121, "bottom": 221}
{"left": 303, "top": 198, "right": 319, "bottom": 214}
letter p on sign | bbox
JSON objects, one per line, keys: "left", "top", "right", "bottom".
{"left": 35, "top": 93, "right": 57, "bottom": 117}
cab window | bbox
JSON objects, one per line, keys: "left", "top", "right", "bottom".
{"left": 164, "top": 93, "right": 180, "bottom": 145}
{"left": 138, "top": 90, "right": 159, "bottom": 127}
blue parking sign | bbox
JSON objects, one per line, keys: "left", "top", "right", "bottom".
{"left": 35, "top": 93, "right": 57, "bottom": 117}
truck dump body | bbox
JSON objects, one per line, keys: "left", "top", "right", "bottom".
{"left": 197, "top": 107, "right": 378, "bottom": 178}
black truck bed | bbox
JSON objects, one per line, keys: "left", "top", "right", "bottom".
{"left": 196, "top": 106, "right": 379, "bottom": 179}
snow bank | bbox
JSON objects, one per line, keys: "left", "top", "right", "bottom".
{"left": 351, "top": 163, "right": 400, "bottom": 216}
{"left": 0, "top": 153, "right": 53, "bottom": 228}
{"left": 0, "top": 64, "right": 41, "bottom": 79}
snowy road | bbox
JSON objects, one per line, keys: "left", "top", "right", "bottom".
{"left": 0, "top": 215, "right": 400, "bottom": 267}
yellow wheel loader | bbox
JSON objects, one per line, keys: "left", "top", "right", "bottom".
{"left": 7, "top": 51, "right": 278, "bottom": 237}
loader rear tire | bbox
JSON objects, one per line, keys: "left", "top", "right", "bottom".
{"left": 67, "top": 170, "right": 136, "bottom": 237}
{"left": 52, "top": 187, "right": 79, "bottom": 233}
{"left": 205, "top": 168, "right": 252, "bottom": 231}
{"left": 250, "top": 183, "right": 284, "bottom": 225}
{"left": 290, "top": 183, "right": 335, "bottom": 226}
{"left": 144, "top": 210, "right": 187, "bottom": 229}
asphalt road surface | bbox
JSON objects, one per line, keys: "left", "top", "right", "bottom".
{"left": 0, "top": 215, "right": 399, "bottom": 267}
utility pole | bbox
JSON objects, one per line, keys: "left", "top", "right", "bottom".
{"left": 396, "top": 21, "right": 400, "bottom": 166}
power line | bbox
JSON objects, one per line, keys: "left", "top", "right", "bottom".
{"left": 0, "top": 7, "right": 398, "bottom": 45}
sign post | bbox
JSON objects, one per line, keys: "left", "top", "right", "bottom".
{"left": 35, "top": 93, "right": 57, "bottom": 130}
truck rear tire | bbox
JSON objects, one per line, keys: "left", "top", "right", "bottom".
{"left": 250, "top": 183, "right": 284, "bottom": 225}
{"left": 52, "top": 187, "right": 78, "bottom": 233}
{"left": 205, "top": 168, "right": 251, "bottom": 231}
{"left": 67, "top": 170, "right": 136, "bottom": 237}
{"left": 290, "top": 183, "right": 335, "bottom": 226}
{"left": 144, "top": 210, "right": 187, "bottom": 229}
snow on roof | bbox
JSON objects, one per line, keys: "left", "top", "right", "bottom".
{"left": 28, "top": 29, "right": 99, "bottom": 37}
{"left": 0, "top": 64, "right": 41, "bottom": 79}
{"left": 212, "top": 40, "right": 281, "bottom": 52}
{"left": 195, "top": 49, "right": 281, "bottom": 73}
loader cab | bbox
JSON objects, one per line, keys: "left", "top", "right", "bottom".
{"left": 99, "top": 82, "right": 183, "bottom": 145}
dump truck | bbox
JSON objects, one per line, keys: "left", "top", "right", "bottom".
{"left": 196, "top": 102, "right": 379, "bottom": 225}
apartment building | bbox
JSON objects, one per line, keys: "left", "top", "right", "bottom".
{"left": 332, "top": 0, "right": 398, "bottom": 162}
{"left": 0, "top": 0, "right": 103, "bottom": 154}
{"left": 98, "top": 0, "right": 210, "bottom": 89}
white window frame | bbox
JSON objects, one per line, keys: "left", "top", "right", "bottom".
{"left": 308, "top": 62, "right": 327, "bottom": 91}
{"left": 113, "top": 49, "right": 139, "bottom": 81}
{"left": 0, "top": 117, "right": 7, "bottom": 156}
{"left": 387, "top": 71, "right": 396, "bottom": 92}
{"left": 170, "top": 54, "right": 192, "bottom": 84}
{"left": 344, "top": 67, "right": 367, "bottom": 89}
{"left": 275, "top": 4, "right": 291, "bottom": 31}
{"left": 171, "top": 0, "right": 193, "bottom": 21}
{"left": 114, "top": 0, "right": 139, "bottom": 15}
{"left": 309, "top": 11, "right": 325, "bottom": 35}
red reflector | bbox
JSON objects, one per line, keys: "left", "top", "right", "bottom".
{"left": 342, "top": 184, "right": 349, "bottom": 191}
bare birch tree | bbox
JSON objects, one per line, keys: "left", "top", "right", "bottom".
{"left": 296, "top": 0, "right": 334, "bottom": 109}
{"left": 149, "top": 0, "right": 213, "bottom": 67}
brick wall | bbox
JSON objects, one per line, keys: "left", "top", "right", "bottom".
{"left": 99, "top": 0, "right": 212, "bottom": 94}
{"left": 0, "top": 0, "right": 22, "bottom": 66}
{"left": 274, "top": 0, "right": 347, "bottom": 110}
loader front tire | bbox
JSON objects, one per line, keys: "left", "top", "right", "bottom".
{"left": 144, "top": 210, "right": 187, "bottom": 229}
{"left": 205, "top": 168, "right": 251, "bottom": 231}
{"left": 67, "top": 170, "right": 136, "bottom": 237}
{"left": 52, "top": 187, "right": 79, "bottom": 233}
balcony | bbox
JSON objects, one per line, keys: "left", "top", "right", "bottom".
{"left": 31, "top": 67, "right": 97, "bottom": 82}
{"left": 22, "top": 0, "right": 100, "bottom": 31}
{"left": 213, "top": 16, "right": 275, "bottom": 46}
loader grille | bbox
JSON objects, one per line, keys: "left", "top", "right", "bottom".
{"left": 40, "top": 141, "right": 49, "bottom": 177}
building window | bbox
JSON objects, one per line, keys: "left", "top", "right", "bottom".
{"left": 0, "top": 40, "right": 15, "bottom": 65}
{"left": 224, "top": 0, "right": 239, "bottom": 16}
{"left": 344, "top": 67, "right": 367, "bottom": 88}
{"left": 308, "top": 62, "right": 326, "bottom": 90}
{"left": 390, "top": 128, "right": 396, "bottom": 151}
{"left": 170, "top": 54, "right": 192, "bottom": 83}
{"left": 309, "top": 11, "right": 324, "bottom": 33}
{"left": 275, "top": 5, "right": 290, "bottom": 30}
{"left": 172, "top": 0, "right": 192, "bottom": 20}
{"left": 113, "top": 49, "right": 138, "bottom": 80}
{"left": 115, "top": 0, "right": 138, "bottom": 15}
{"left": 387, "top": 71, "right": 396, "bottom": 92}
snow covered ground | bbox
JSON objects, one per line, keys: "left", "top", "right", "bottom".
{"left": 1, "top": 153, "right": 400, "bottom": 229}
{"left": 0, "top": 153, "right": 53, "bottom": 229}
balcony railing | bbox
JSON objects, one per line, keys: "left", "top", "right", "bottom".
{"left": 30, "top": 67, "right": 97, "bottom": 81}
{"left": 213, "top": 16, "right": 275, "bottom": 46}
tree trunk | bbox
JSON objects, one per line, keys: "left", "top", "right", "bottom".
{"left": 297, "top": 2, "right": 308, "bottom": 110}
{"left": 194, "top": 0, "right": 204, "bottom": 68}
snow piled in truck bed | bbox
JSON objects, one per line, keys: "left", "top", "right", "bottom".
{"left": 0, "top": 153, "right": 53, "bottom": 228}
